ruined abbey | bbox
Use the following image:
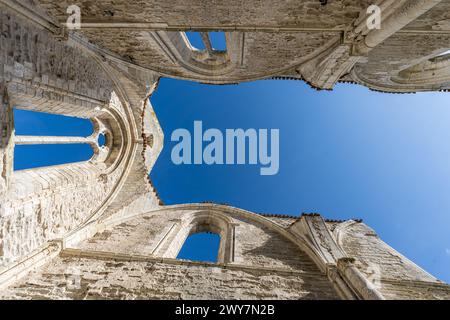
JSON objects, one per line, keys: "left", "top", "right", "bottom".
{"left": 1, "top": 0, "right": 450, "bottom": 300}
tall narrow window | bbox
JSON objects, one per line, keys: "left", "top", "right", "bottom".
{"left": 177, "top": 232, "right": 221, "bottom": 263}
{"left": 184, "top": 31, "right": 227, "bottom": 52}
{"left": 13, "top": 109, "right": 96, "bottom": 170}
{"left": 208, "top": 32, "right": 226, "bottom": 51}
{"left": 185, "top": 32, "right": 206, "bottom": 50}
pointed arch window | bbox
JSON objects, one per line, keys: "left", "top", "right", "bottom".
{"left": 177, "top": 232, "right": 221, "bottom": 263}
{"left": 185, "top": 32, "right": 206, "bottom": 50}
{"left": 184, "top": 32, "right": 227, "bottom": 52}
{"left": 208, "top": 32, "right": 227, "bottom": 51}
{"left": 152, "top": 31, "right": 243, "bottom": 77}
{"left": 185, "top": 31, "right": 227, "bottom": 54}
{"left": 154, "top": 211, "right": 236, "bottom": 264}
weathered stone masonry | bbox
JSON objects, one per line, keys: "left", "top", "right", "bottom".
{"left": 0, "top": 1, "right": 163, "bottom": 270}
{"left": 0, "top": 0, "right": 449, "bottom": 299}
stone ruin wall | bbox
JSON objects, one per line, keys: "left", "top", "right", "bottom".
{"left": 2, "top": 205, "right": 450, "bottom": 300}
{"left": 0, "top": 5, "right": 162, "bottom": 270}
{"left": 0, "top": 208, "right": 341, "bottom": 300}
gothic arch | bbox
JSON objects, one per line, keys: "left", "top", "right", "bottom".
{"left": 74, "top": 203, "right": 337, "bottom": 273}
{"left": 158, "top": 210, "right": 235, "bottom": 263}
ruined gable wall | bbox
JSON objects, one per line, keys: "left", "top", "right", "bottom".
{"left": 338, "top": 221, "right": 450, "bottom": 299}
{"left": 340, "top": 222, "right": 436, "bottom": 282}
{"left": 75, "top": 208, "right": 320, "bottom": 273}
{"left": 0, "top": 206, "right": 341, "bottom": 299}
{"left": 0, "top": 6, "right": 134, "bottom": 269}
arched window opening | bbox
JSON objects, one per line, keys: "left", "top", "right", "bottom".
{"left": 157, "top": 212, "right": 235, "bottom": 263}
{"left": 98, "top": 133, "right": 106, "bottom": 147}
{"left": 185, "top": 32, "right": 206, "bottom": 50}
{"left": 177, "top": 232, "right": 221, "bottom": 263}
{"left": 208, "top": 32, "right": 226, "bottom": 51}
{"left": 162, "top": 31, "right": 237, "bottom": 76}
{"left": 13, "top": 108, "right": 96, "bottom": 171}
{"left": 184, "top": 31, "right": 227, "bottom": 53}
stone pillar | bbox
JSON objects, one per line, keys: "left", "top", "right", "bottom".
{"left": 357, "top": 0, "right": 443, "bottom": 53}
{"left": 14, "top": 135, "right": 96, "bottom": 145}
{"left": 200, "top": 32, "right": 215, "bottom": 55}
{"left": 337, "top": 258, "right": 385, "bottom": 300}
{"left": 0, "top": 91, "right": 14, "bottom": 195}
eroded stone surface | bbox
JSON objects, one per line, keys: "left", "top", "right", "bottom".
{"left": 0, "top": 256, "right": 339, "bottom": 300}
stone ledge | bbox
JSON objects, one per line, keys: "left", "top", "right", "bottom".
{"left": 61, "top": 247, "right": 323, "bottom": 277}
{"left": 0, "top": 242, "right": 61, "bottom": 290}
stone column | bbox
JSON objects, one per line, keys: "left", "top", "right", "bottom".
{"left": 337, "top": 258, "right": 385, "bottom": 300}
{"left": 357, "top": 0, "right": 443, "bottom": 52}
{"left": 14, "top": 135, "right": 96, "bottom": 145}
{"left": 200, "top": 32, "right": 215, "bottom": 55}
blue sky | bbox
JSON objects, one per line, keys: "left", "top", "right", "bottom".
{"left": 185, "top": 32, "right": 227, "bottom": 51}
{"left": 150, "top": 78, "right": 450, "bottom": 282}
{"left": 13, "top": 109, "right": 93, "bottom": 170}
{"left": 177, "top": 232, "right": 220, "bottom": 262}
{"left": 12, "top": 69, "right": 450, "bottom": 283}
